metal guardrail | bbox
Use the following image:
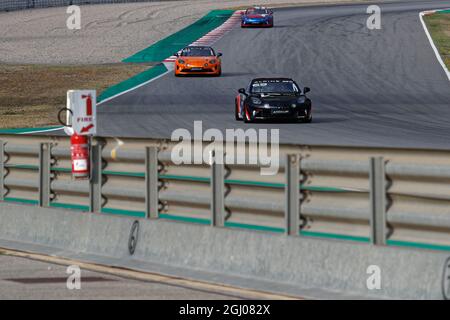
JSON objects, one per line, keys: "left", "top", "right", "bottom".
{"left": 0, "top": 134, "right": 449, "bottom": 251}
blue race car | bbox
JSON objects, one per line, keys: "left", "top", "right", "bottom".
{"left": 241, "top": 7, "right": 274, "bottom": 28}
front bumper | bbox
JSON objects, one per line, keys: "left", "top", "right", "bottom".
{"left": 175, "top": 64, "right": 220, "bottom": 75}
{"left": 250, "top": 107, "right": 310, "bottom": 120}
{"left": 241, "top": 19, "right": 272, "bottom": 27}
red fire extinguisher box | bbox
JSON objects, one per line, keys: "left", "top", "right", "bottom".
{"left": 70, "top": 133, "right": 90, "bottom": 179}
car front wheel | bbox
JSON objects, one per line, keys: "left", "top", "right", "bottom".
{"left": 244, "top": 105, "right": 254, "bottom": 123}
{"left": 235, "top": 99, "right": 242, "bottom": 121}
{"left": 303, "top": 113, "right": 312, "bottom": 123}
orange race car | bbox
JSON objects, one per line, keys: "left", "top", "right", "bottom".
{"left": 174, "top": 46, "right": 222, "bottom": 76}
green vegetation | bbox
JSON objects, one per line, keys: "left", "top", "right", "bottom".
{"left": 424, "top": 12, "right": 450, "bottom": 69}
{"left": 0, "top": 63, "right": 150, "bottom": 129}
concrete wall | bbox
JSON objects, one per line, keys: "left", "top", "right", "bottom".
{"left": 0, "top": 202, "right": 448, "bottom": 299}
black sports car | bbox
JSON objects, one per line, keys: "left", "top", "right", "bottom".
{"left": 235, "top": 78, "right": 312, "bottom": 123}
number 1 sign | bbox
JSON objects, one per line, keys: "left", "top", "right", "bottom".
{"left": 67, "top": 90, "right": 97, "bottom": 136}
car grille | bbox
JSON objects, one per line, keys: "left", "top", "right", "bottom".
{"left": 181, "top": 68, "right": 213, "bottom": 72}
{"left": 256, "top": 108, "right": 292, "bottom": 118}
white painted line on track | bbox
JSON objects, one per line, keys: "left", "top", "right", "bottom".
{"left": 97, "top": 69, "right": 171, "bottom": 106}
{"left": 419, "top": 9, "right": 450, "bottom": 82}
{"left": 17, "top": 127, "right": 63, "bottom": 134}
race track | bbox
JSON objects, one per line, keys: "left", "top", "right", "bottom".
{"left": 97, "top": 0, "right": 450, "bottom": 148}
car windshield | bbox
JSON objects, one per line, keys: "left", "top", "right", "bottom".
{"left": 180, "top": 47, "right": 214, "bottom": 57}
{"left": 251, "top": 80, "right": 299, "bottom": 94}
{"left": 246, "top": 9, "right": 268, "bottom": 15}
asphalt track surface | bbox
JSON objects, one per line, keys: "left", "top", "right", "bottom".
{"left": 97, "top": 0, "right": 450, "bottom": 149}
{"left": 0, "top": 254, "right": 249, "bottom": 299}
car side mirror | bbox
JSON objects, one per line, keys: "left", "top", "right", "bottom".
{"left": 217, "top": 53, "right": 223, "bottom": 57}
{"left": 238, "top": 88, "right": 246, "bottom": 95}
{"left": 303, "top": 87, "right": 311, "bottom": 94}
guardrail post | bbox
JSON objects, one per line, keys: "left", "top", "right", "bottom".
{"left": 211, "top": 150, "right": 225, "bottom": 227}
{"left": 39, "top": 143, "right": 51, "bottom": 207}
{"left": 0, "top": 141, "right": 4, "bottom": 201}
{"left": 145, "top": 146, "right": 159, "bottom": 219}
{"left": 369, "top": 157, "right": 387, "bottom": 245}
{"left": 89, "top": 142, "right": 102, "bottom": 213}
{"left": 285, "top": 154, "right": 300, "bottom": 236}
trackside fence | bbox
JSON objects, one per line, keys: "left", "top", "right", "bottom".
{"left": 0, "top": 0, "right": 180, "bottom": 12}
{"left": 0, "top": 134, "right": 449, "bottom": 251}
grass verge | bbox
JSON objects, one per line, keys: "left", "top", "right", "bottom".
{"left": 424, "top": 12, "right": 450, "bottom": 69}
{"left": 0, "top": 63, "right": 150, "bottom": 129}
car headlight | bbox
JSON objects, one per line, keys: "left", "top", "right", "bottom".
{"left": 251, "top": 97, "right": 262, "bottom": 105}
{"left": 297, "top": 96, "right": 306, "bottom": 104}
{"left": 209, "top": 59, "right": 216, "bottom": 64}
{"left": 178, "top": 59, "right": 185, "bottom": 64}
